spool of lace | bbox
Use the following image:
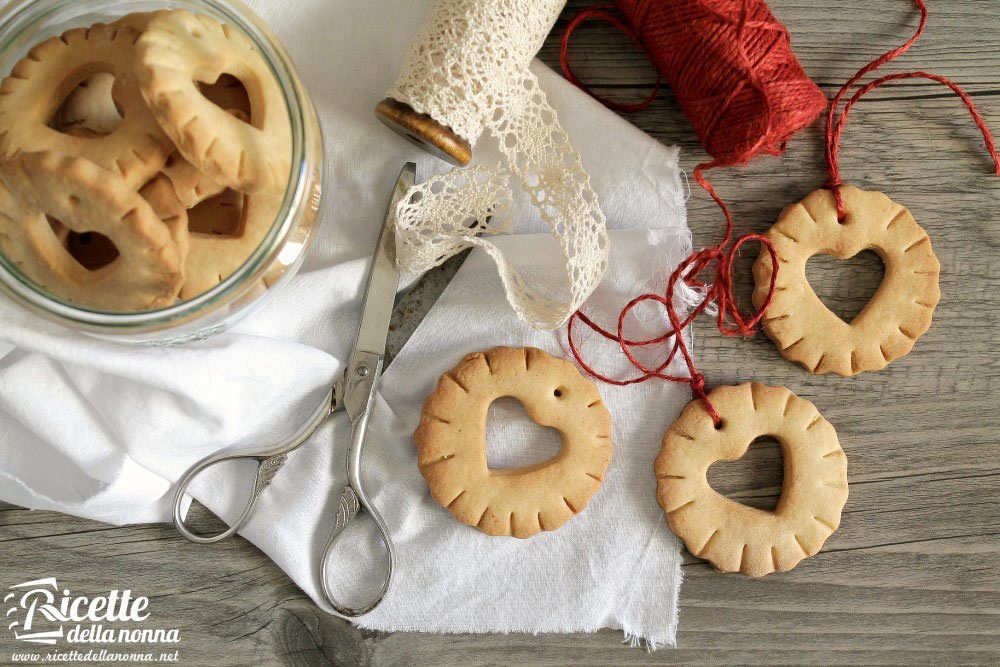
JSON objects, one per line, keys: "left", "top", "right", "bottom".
{"left": 375, "top": 0, "right": 609, "bottom": 331}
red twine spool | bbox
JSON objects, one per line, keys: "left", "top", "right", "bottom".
{"left": 561, "top": 0, "right": 827, "bottom": 167}
{"left": 561, "top": 0, "right": 825, "bottom": 422}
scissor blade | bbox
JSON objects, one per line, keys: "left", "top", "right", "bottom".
{"left": 350, "top": 162, "right": 414, "bottom": 362}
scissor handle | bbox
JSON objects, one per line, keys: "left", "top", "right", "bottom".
{"left": 172, "top": 388, "right": 336, "bottom": 545}
{"left": 172, "top": 451, "right": 289, "bottom": 544}
{"left": 320, "top": 484, "right": 395, "bottom": 617}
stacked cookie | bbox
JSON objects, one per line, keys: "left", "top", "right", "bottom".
{"left": 0, "top": 10, "right": 291, "bottom": 312}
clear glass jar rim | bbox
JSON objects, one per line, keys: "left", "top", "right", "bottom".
{"left": 0, "top": 0, "right": 312, "bottom": 329}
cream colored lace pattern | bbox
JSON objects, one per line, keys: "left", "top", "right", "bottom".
{"left": 390, "top": 0, "right": 609, "bottom": 330}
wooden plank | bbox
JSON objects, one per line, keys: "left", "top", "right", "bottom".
{"left": 1, "top": 0, "right": 998, "bottom": 664}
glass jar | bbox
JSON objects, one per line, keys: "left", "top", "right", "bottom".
{"left": 0, "top": 0, "right": 323, "bottom": 344}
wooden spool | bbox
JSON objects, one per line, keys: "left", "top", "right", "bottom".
{"left": 375, "top": 97, "right": 472, "bottom": 167}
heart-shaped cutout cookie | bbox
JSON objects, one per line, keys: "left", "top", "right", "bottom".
{"left": 414, "top": 347, "right": 613, "bottom": 538}
{"left": 656, "top": 383, "right": 848, "bottom": 577}
{"left": 752, "top": 186, "right": 940, "bottom": 376}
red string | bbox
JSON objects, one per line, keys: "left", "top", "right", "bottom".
{"left": 559, "top": 5, "right": 662, "bottom": 112}
{"left": 560, "top": 0, "right": 818, "bottom": 419}
{"left": 824, "top": 0, "right": 1000, "bottom": 220}
{"left": 566, "top": 163, "right": 778, "bottom": 424}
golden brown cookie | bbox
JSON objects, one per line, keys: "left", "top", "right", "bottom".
{"left": 655, "top": 383, "right": 848, "bottom": 577}
{"left": 0, "top": 152, "right": 182, "bottom": 311}
{"left": 136, "top": 10, "right": 292, "bottom": 193}
{"left": 752, "top": 186, "right": 940, "bottom": 376}
{"left": 0, "top": 24, "right": 173, "bottom": 188}
{"left": 159, "top": 109, "right": 250, "bottom": 210}
{"left": 414, "top": 347, "right": 613, "bottom": 538}
{"left": 179, "top": 189, "right": 281, "bottom": 299}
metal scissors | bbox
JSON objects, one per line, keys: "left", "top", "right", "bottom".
{"left": 171, "top": 163, "right": 417, "bottom": 618}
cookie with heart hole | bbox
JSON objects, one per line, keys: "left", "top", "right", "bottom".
{"left": 180, "top": 189, "right": 282, "bottom": 300}
{"left": 136, "top": 10, "right": 292, "bottom": 194}
{"left": 752, "top": 186, "right": 940, "bottom": 376}
{"left": 656, "top": 383, "right": 848, "bottom": 576}
{"left": 414, "top": 347, "right": 613, "bottom": 539}
{"left": 0, "top": 152, "right": 183, "bottom": 311}
{"left": 0, "top": 23, "right": 173, "bottom": 188}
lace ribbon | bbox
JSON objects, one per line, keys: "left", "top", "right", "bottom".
{"left": 389, "top": 0, "right": 609, "bottom": 330}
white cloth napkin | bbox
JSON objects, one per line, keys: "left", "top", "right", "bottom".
{"left": 0, "top": 0, "right": 692, "bottom": 647}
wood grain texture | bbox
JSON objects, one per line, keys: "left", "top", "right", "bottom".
{"left": 1, "top": 1, "right": 998, "bottom": 664}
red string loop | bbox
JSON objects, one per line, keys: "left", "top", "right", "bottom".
{"left": 566, "top": 210, "right": 778, "bottom": 424}
{"left": 559, "top": 5, "right": 662, "bottom": 112}
{"left": 824, "top": 0, "right": 1000, "bottom": 220}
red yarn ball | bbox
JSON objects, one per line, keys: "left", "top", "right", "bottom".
{"left": 564, "top": 0, "right": 827, "bottom": 167}
{"left": 617, "top": 0, "right": 825, "bottom": 164}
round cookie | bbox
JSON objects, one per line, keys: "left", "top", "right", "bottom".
{"left": 0, "top": 152, "right": 183, "bottom": 311}
{"left": 414, "top": 347, "right": 613, "bottom": 539}
{"left": 752, "top": 186, "right": 941, "bottom": 376}
{"left": 655, "top": 383, "right": 848, "bottom": 577}
{"left": 136, "top": 10, "right": 292, "bottom": 193}
{"left": 0, "top": 24, "right": 173, "bottom": 188}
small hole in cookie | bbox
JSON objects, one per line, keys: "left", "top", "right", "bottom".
{"left": 50, "top": 71, "right": 123, "bottom": 136}
{"left": 198, "top": 73, "right": 252, "bottom": 124}
{"left": 48, "top": 216, "right": 120, "bottom": 271}
{"left": 707, "top": 436, "right": 784, "bottom": 512}
{"left": 553, "top": 387, "right": 567, "bottom": 399}
{"left": 188, "top": 189, "right": 246, "bottom": 237}
{"left": 486, "top": 397, "right": 563, "bottom": 470}
{"left": 807, "top": 249, "right": 884, "bottom": 324}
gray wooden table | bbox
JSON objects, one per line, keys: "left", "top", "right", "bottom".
{"left": 2, "top": 1, "right": 998, "bottom": 664}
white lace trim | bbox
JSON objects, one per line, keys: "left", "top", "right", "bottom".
{"left": 389, "top": 0, "right": 609, "bottom": 330}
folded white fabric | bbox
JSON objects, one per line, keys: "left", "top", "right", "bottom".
{"left": 0, "top": 0, "right": 692, "bottom": 647}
